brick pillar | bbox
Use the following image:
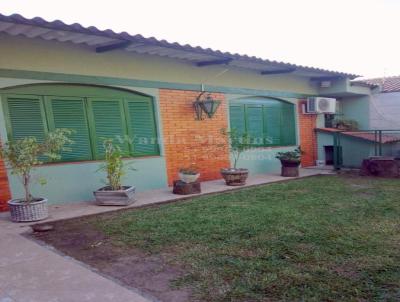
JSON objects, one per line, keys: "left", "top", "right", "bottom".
{"left": 298, "top": 100, "right": 317, "bottom": 167}
{"left": 0, "top": 156, "right": 11, "bottom": 212}
{"left": 159, "top": 89, "right": 230, "bottom": 185}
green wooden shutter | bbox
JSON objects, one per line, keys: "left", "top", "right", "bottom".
{"left": 4, "top": 94, "right": 47, "bottom": 141}
{"left": 263, "top": 106, "right": 281, "bottom": 146}
{"left": 229, "top": 105, "right": 246, "bottom": 134}
{"left": 125, "top": 97, "right": 159, "bottom": 156}
{"left": 245, "top": 105, "right": 264, "bottom": 146}
{"left": 46, "top": 96, "right": 92, "bottom": 161}
{"left": 281, "top": 104, "right": 296, "bottom": 146}
{"left": 88, "top": 98, "right": 128, "bottom": 159}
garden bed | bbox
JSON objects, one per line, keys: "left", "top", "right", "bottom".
{"left": 32, "top": 175, "right": 400, "bottom": 301}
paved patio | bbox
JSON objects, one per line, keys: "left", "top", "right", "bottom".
{"left": 0, "top": 168, "right": 333, "bottom": 302}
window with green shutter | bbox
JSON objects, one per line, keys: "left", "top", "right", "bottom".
{"left": 245, "top": 105, "right": 264, "bottom": 146}
{"left": 229, "top": 98, "right": 296, "bottom": 147}
{"left": 125, "top": 97, "right": 159, "bottom": 156}
{"left": 264, "top": 106, "right": 281, "bottom": 146}
{"left": 281, "top": 103, "right": 296, "bottom": 146}
{"left": 4, "top": 94, "right": 47, "bottom": 142}
{"left": 229, "top": 105, "right": 246, "bottom": 134}
{"left": 45, "top": 96, "right": 92, "bottom": 161}
{"left": 2, "top": 84, "right": 160, "bottom": 163}
{"left": 88, "top": 98, "right": 129, "bottom": 159}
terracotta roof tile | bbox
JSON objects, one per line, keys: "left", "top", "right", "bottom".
{"left": 353, "top": 76, "right": 400, "bottom": 93}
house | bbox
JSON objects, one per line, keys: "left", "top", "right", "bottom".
{"left": 0, "top": 13, "right": 376, "bottom": 211}
{"left": 353, "top": 76, "right": 400, "bottom": 129}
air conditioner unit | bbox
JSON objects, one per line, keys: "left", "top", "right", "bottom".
{"left": 306, "top": 97, "right": 336, "bottom": 114}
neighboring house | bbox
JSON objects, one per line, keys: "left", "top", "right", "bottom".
{"left": 0, "top": 13, "right": 375, "bottom": 210}
{"left": 354, "top": 76, "right": 400, "bottom": 129}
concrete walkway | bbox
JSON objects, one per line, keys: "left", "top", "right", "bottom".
{"left": 0, "top": 168, "right": 333, "bottom": 302}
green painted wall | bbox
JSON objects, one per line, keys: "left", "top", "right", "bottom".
{"left": 317, "top": 131, "right": 393, "bottom": 168}
{"left": 0, "top": 34, "right": 317, "bottom": 95}
{"left": 0, "top": 81, "right": 168, "bottom": 203}
{"left": 231, "top": 146, "right": 297, "bottom": 174}
{"left": 340, "top": 135, "right": 375, "bottom": 168}
{"left": 7, "top": 157, "right": 167, "bottom": 204}
{"left": 318, "top": 78, "right": 372, "bottom": 97}
{"left": 340, "top": 96, "right": 370, "bottom": 130}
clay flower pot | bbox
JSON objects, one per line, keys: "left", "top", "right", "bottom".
{"left": 221, "top": 168, "right": 249, "bottom": 186}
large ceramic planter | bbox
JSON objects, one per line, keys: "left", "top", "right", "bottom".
{"left": 280, "top": 159, "right": 301, "bottom": 177}
{"left": 221, "top": 168, "right": 249, "bottom": 186}
{"left": 8, "top": 198, "right": 49, "bottom": 222}
{"left": 94, "top": 186, "right": 136, "bottom": 206}
{"left": 179, "top": 172, "right": 200, "bottom": 183}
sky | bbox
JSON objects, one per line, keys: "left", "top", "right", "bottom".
{"left": 2, "top": 0, "right": 400, "bottom": 79}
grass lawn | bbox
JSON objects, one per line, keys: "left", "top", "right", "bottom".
{"left": 35, "top": 175, "right": 400, "bottom": 301}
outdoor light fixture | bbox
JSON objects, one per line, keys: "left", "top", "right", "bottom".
{"left": 193, "top": 91, "right": 221, "bottom": 120}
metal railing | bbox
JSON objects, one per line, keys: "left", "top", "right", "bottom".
{"left": 333, "top": 130, "right": 400, "bottom": 170}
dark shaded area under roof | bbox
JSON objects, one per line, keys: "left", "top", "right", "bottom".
{"left": 0, "top": 13, "right": 360, "bottom": 79}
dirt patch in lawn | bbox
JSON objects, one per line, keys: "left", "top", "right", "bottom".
{"left": 31, "top": 218, "right": 192, "bottom": 302}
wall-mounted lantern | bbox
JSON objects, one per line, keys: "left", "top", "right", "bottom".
{"left": 193, "top": 92, "right": 221, "bottom": 120}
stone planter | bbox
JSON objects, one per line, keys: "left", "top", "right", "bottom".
{"left": 280, "top": 159, "right": 301, "bottom": 177}
{"left": 179, "top": 172, "right": 200, "bottom": 184}
{"left": 221, "top": 168, "right": 249, "bottom": 186}
{"left": 8, "top": 198, "right": 49, "bottom": 222}
{"left": 94, "top": 186, "right": 136, "bottom": 206}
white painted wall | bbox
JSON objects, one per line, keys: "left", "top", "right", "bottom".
{"left": 370, "top": 92, "right": 400, "bottom": 129}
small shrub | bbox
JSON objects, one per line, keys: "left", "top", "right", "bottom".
{"left": 0, "top": 129, "right": 73, "bottom": 202}
{"left": 98, "top": 138, "right": 134, "bottom": 191}
{"left": 275, "top": 146, "right": 303, "bottom": 162}
{"left": 221, "top": 128, "right": 253, "bottom": 169}
{"left": 333, "top": 118, "right": 358, "bottom": 131}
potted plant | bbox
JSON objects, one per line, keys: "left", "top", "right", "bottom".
{"left": 275, "top": 147, "right": 303, "bottom": 177}
{"left": 179, "top": 163, "right": 200, "bottom": 183}
{"left": 220, "top": 128, "right": 252, "bottom": 186}
{"left": 94, "top": 138, "right": 136, "bottom": 206}
{"left": 0, "top": 129, "right": 73, "bottom": 222}
{"left": 332, "top": 118, "right": 358, "bottom": 131}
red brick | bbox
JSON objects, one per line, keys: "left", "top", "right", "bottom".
{"left": 159, "top": 89, "right": 230, "bottom": 185}
{"left": 297, "top": 100, "right": 317, "bottom": 167}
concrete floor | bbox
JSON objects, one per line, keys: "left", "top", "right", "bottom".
{"left": 0, "top": 168, "right": 333, "bottom": 302}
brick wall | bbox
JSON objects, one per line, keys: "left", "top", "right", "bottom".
{"left": 159, "top": 89, "right": 230, "bottom": 185}
{"left": 298, "top": 100, "right": 317, "bottom": 167}
{"left": 0, "top": 156, "right": 11, "bottom": 212}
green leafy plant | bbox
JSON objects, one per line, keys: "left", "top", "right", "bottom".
{"left": 98, "top": 138, "right": 134, "bottom": 191}
{"left": 275, "top": 146, "right": 303, "bottom": 162}
{"left": 332, "top": 118, "right": 358, "bottom": 131}
{"left": 0, "top": 129, "right": 73, "bottom": 203}
{"left": 221, "top": 128, "right": 253, "bottom": 169}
